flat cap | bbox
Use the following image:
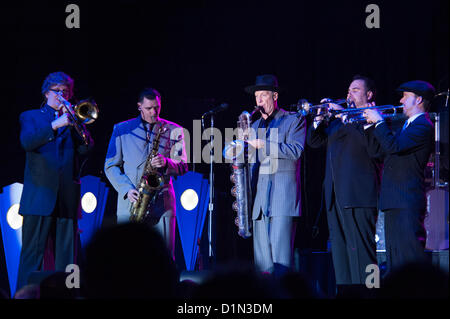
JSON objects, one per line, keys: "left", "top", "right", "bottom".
{"left": 397, "top": 80, "right": 436, "bottom": 101}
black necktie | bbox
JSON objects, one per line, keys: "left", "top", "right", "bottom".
{"left": 146, "top": 123, "right": 154, "bottom": 143}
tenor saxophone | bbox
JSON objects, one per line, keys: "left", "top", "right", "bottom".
{"left": 130, "top": 123, "right": 167, "bottom": 222}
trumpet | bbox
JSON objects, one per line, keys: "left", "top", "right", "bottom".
{"left": 296, "top": 98, "right": 350, "bottom": 116}
{"left": 332, "top": 104, "right": 404, "bottom": 124}
{"left": 55, "top": 93, "right": 99, "bottom": 144}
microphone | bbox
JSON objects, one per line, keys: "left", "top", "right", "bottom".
{"left": 202, "top": 103, "right": 229, "bottom": 117}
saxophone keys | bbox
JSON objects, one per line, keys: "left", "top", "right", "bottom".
{"left": 231, "top": 186, "right": 238, "bottom": 197}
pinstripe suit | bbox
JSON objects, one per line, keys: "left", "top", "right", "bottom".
{"left": 249, "top": 108, "right": 306, "bottom": 274}
{"left": 372, "top": 113, "right": 434, "bottom": 270}
{"left": 373, "top": 114, "right": 434, "bottom": 211}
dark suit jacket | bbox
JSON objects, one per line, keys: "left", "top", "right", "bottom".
{"left": 371, "top": 113, "right": 434, "bottom": 211}
{"left": 307, "top": 118, "right": 382, "bottom": 210}
{"left": 19, "top": 105, "right": 94, "bottom": 218}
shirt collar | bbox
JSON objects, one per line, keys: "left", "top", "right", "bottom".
{"left": 41, "top": 104, "right": 60, "bottom": 118}
{"left": 407, "top": 112, "right": 425, "bottom": 125}
{"left": 43, "top": 103, "right": 55, "bottom": 113}
{"left": 263, "top": 108, "right": 279, "bottom": 123}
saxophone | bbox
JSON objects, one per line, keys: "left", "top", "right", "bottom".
{"left": 130, "top": 123, "right": 167, "bottom": 222}
{"left": 223, "top": 108, "right": 260, "bottom": 238}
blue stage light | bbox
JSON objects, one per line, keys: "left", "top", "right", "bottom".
{"left": 0, "top": 176, "right": 109, "bottom": 297}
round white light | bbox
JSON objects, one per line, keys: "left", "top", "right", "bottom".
{"left": 81, "top": 192, "right": 97, "bottom": 213}
{"left": 180, "top": 189, "right": 199, "bottom": 211}
{"left": 7, "top": 204, "right": 23, "bottom": 230}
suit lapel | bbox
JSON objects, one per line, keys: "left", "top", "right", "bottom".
{"left": 128, "top": 117, "right": 149, "bottom": 168}
{"left": 257, "top": 108, "right": 284, "bottom": 138}
{"left": 40, "top": 105, "right": 56, "bottom": 124}
{"left": 136, "top": 119, "right": 166, "bottom": 168}
{"left": 266, "top": 108, "right": 285, "bottom": 140}
{"left": 39, "top": 106, "right": 61, "bottom": 139}
{"left": 397, "top": 113, "right": 426, "bottom": 137}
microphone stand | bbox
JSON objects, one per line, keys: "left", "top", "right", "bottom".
{"left": 201, "top": 113, "right": 215, "bottom": 264}
{"left": 208, "top": 114, "right": 215, "bottom": 260}
{"left": 434, "top": 89, "right": 449, "bottom": 189}
{"left": 200, "top": 102, "right": 228, "bottom": 266}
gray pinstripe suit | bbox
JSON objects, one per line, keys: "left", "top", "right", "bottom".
{"left": 249, "top": 108, "right": 306, "bottom": 274}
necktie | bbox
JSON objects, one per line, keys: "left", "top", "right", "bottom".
{"left": 402, "top": 120, "right": 409, "bottom": 131}
{"left": 146, "top": 123, "right": 155, "bottom": 143}
{"left": 146, "top": 123, "right": 150, "bottom": 143}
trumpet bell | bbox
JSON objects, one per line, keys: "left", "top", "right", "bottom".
{"left": 299, "top": 99, "right": 312, "bottom": 113}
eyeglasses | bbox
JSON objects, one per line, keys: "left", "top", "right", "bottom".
{"left": 49, "top": 88, "right": 70, "bottom": 96}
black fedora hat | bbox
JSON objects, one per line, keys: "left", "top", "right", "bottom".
{"left": 396, "top": 80, "right": 436, "bottom": 102}
{"left": 245, "top": 74, "right": 281, "bottom": 94}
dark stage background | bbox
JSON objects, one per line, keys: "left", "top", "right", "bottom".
{"left": 1, "top": 0, "right": 448, "bottom": 270}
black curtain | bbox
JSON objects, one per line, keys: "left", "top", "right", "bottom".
{"left": 1, "top": 0, "right": 448, "bottom": 266}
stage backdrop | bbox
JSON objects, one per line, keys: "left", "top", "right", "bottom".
{"left": 0, "top": 176, "right": 108, "bottom": 297}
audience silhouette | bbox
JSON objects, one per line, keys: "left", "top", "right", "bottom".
{"left": 190, "top": 262, "right": 288, "bottom": 299}
{"left": 379, "top": 261, "right": 449, "bottom": 299}
{"left": 4, "top": 222, "right": 449, "bottom": 300}
{"left": 84, "top": 222, "right": 178, "bottom": 298}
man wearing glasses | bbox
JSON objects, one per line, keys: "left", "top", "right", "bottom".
{"left": 16, "top": 71, "right": 94, "bottom": 293}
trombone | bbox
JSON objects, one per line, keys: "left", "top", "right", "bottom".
{"left": 55, "top": 93, "right": 99, "bottom": 144}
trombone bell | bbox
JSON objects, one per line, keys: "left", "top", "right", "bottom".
{"left": 75, "top": 100, "right": 99, "bottom": 125}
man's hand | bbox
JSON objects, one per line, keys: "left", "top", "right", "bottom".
{"left": 363, "top": 109, "right": 383, "bottom": 124}
{"left": 362, "top": 101, "right": 376, "bottom": 109}
{"left": 51, "top": 113, "right": 72, "bottom": 130}
{"left": 315, "top": 107, "right": 326, "bottom": 122}
{"left": 327, "top": 102, "right": 345, "bottom": 119}
{"left": 127, "top": 189, "right": 139, "bottom": 203}
{"left": 151, "top": 154, "right": 167, "bottom": 168}
{"left": 313, "top": 98, "right": 334, "bottom": 121}
{"left": 247, "top": 139, "right": 266, "bottom": 149}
